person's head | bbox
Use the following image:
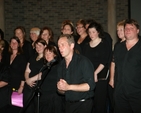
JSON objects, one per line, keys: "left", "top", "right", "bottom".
{"left": 0, "top": 40, "right": 5, "bottom": 53}
{"left": 58, "top": 34, "right": 75, "bottom": 58}
{"left": 0, "top": 29, "right": 4, "bottom": 40}
{"left": 124, "top": 19, "right": 140, "bottom": 40}
{"left": 34, "top": 38, "right": 47, "bottom": 54}
{"left": 9, "top": 36, "right": 22, "bottom": 54}
{"left": 117, "top": 20, "right": 126, "bottom": 41}
{"left": 62, "top": 23, "right": 74, "bottom": 35}
{"left": 76, "top": 19, "right": 87, "bottom": 36}
{"left": 40, "top": 27, "right": 54, "bottom": 43}
{"left": 87, "top": 22, "right": 104, "bottom": 40}
{"left": 85, "top": 19, "right": 96, "bottom": 29}
{"left": 14, "top": 26, "right": 26, "bottom": 42}
{"left": 61, "top": 20, "right": 73, "bottom": 32}
{"left": 44, "top": 45, "right": 58, "bottom": 62}
{"left": 30, "top": 27, "right": 40, "bottom": 42}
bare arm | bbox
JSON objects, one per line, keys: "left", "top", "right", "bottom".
{"left": 24, "top": 63, "right": 31, "bottom": 80}
{"left": 18, "top": 80, "right": 25, "bottom": 94}
{"left": 109, "top": 62, "right": 115, "bottom": 88}
{"left": 0, "top": 81, "right": 8, "bottom": 88}
{"left": 94, "top": 64, "right": 105, "bottom": 82}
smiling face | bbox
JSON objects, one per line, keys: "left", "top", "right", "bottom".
{"left": 44, "top": 49, "right": 56, "bottom": 62}
{"left": 117, "top": 25, "right": 125, "bottom": 40}
{"left": 15, "top": 29, "right": 25, "bottom": 41}
{"left": 30, "top": 32, "right": 38, "bottom": 42}
{"left": 62, "top": 25, "right": 73, "bottom": 35}
{"left": 35, "top": 42, "right": 46, "bottom": 54}
{"left": 10, "top": 39, "right": 19, "bottom": 51}
{"left": 41, "top": 30, "right": 50, "bottom": 42}
{"left": 88, "top": 28, "right": 99, "bottom": 40}
{"left": 76, "top": 24, "right": 86, "bottom": 36}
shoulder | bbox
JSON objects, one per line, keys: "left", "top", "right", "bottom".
{"left": 24, "top": 40, "right": 32, "bottom": 46}
{"left": 74, "top": 53, "right": 92, "bottom": 65}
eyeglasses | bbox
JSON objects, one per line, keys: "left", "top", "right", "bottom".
{"left": 75, "top": 26, "right": 84, "bottom": 29}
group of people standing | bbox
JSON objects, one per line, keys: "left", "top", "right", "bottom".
{"left": 0, "top": 18, "right": 141, "bottom": 113}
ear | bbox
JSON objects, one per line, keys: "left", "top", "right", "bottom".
{"left": 70, "top": 43, "right": 74, "bottom": 49}
{"left": 137, "top": 29, "right": 140, "bottom": 34}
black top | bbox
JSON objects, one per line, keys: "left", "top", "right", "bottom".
{"left": 0, "top": 62, "right": 9, "bottom": 83}
{"left": 28, "top": 53, "right": 44, "bottom": 78}
{"left": 75, "top": 35, "right": 90, "bottom": 50}
{"left": 57, "top": 53, "right": 95, "bottom": 101}
{"left": 6, "top": 54, "right": 27, "bottom": 90}
{"left": 0, "top": 62, "right": 9, "bottom": 108}
{"left": 22, "top": 40, "right": 34, "bottom": 62}
{"left": 83, "top": 40, "right": 111, "bottom": 68}
{"left": 114, "top": 39, "right": 141, "bottom": 94}
{"left": 39, "top": 59, "right": 59, "bottom": 101}
{"left": 48, "top": 41, "right": 57, "bottom": 47}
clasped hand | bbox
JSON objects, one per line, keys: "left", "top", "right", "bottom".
{"left": 57, "top": 79, "right": 69, "bottom": 91}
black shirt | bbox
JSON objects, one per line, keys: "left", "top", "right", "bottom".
{"left": 28, "top": 53, "right": 44, "bottom": 78}
{"left": 114, "top": 39, "right": 141, "bottom": 94}
{"left": 83, "top": 39, "right": 110, "bottom": 68}
{"left": 40, "top": 60, "right": 60, "bottom": 101}
{"left": 22, "top": 40, "right": 34, "bottom": 62}
{"left": 6, "top": 54, "right": 27, "bottom": 89}
{"left": 57, "top": 53, "right": 95, "bottom": 101}
{"left": 75, "top": 35, "right": 90, "bottom": 50}
{"left": 0, "top": 62, "right": 9, "bottom": 108}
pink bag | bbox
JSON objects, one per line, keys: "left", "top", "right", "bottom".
{"left": 11, "top": 92, "right": 23, "bottom": 107}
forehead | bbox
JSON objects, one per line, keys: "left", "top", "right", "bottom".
{"left": 58, "top": 37, "right": 67, "bottom": 43}
{"left": 125, "top": 24, "right": 136, "bottom": 28}
{"left": 11, "top": 39, "right": 18, "bottom": 43}
{"left": 64, "top": 25, "right": 71, "bottom": 29}
{"left": 77, "top": 23, "right": 83, "bottom": 26}
{"left": 15, "top": 29, "right": 22, "bottom": 32}
{"left": 88, "top": 27, "right": 97, "bottom": 31}
{"left": 43, "top": 30, "right": 49, "bottom": 33}
{"left": 117, "top": 25, "right": 124, "bottom": 29}
{"left": 35, "top": 42, "right": 44, "bottom": 46}
{"left": 45, "top": 49, "right": 53, "bottom": 54}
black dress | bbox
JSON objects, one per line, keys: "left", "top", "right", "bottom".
{"left": 39, "top": 59, "right": 63, "bottom": 113}
{"left": 0, "top": 62, "right": 9, "bottom": 110}
{"left": 75, "top": 35, "right": 90, "bottom": 51}
{"left": 83, "top": 39, "right": 111, "bottom": 113}
{"left": 23, "top": 53, "right": 44, "bottom": 113}
{"left": 5, "top": 54, "right": 27, "bottom": 113}
{"left": 22, "top": 40, "right": 35, "bottom": 62}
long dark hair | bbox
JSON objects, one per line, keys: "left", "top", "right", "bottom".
{"left": 87, "top": 21, "right": 104, "bottom": 39}
{"left": 9, "top": 36, "right": 23, "bottom": 55}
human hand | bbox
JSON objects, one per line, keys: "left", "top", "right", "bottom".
{"left": 57, "top": 79, "right": 69, "bottom": 91}
{"left": 26, "top": 78, "right": 36, "bottom": 87}
{"left": 109, "top": 80, "right": 114, "bottom": 88}
{"left": 17, "top": 87, "right": 23, "bottom": 94}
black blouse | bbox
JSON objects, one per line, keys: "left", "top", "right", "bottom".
{"left": 7, "top": 54, "right": 27, "bottom": 89}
